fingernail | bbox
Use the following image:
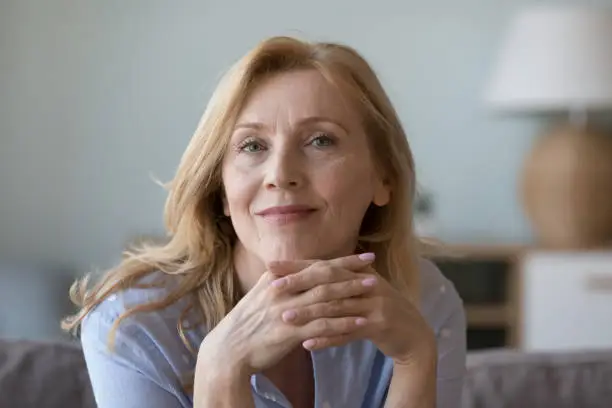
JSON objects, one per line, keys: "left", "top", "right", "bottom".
{"left": 358, "top": 252, "right": 376, "bottom": 261}
{"left": 303, "top": 339, "right": 317, "bottom": 349}
{"left": 271, "top": 278, "right": 287, "bottom": 288}
{"left": 282, "top": 310, "right": 297, "bottom": 322}
{"left": 355, "top": 317, "right": 368, "bottom": 326}
{"left": 361, "top": 277, "right": 377, "bottom": 287}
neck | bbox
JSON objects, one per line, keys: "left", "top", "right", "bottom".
{"left": 233, "top": 243, "right": 266, "bottom": 293}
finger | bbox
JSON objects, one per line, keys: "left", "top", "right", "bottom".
{"left": 293, "top": 276, "right": 378, "bottom": 307}
{"left": 250, "top": 271, "right": 280, "bottom": 293}
{"left": 281, "top": 298, "right": 370, "bottom": 325}
{"left": 272, "top": 265, "right": 359, "bottom": 294}
{"left": 267, "top": 259, "right": 316, "bottom": 277}
{"left": 361, "top": 264, "right": 380, "bottom": 276}
{"left": 326, "top": 252, "right": 376, "bottom": 270}
{"left": 299, "top": 316, "right": 367, "bottom": 343}
{"left": 269, "top": 254, "right": 376, "bottom": 292}
{"left": 268, "top": 252, "right": 375, "bottom": 277}
{"left": 302, "top": 331, "right": 365, "bottom": 351}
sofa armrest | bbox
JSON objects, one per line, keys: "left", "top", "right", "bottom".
{"left": 463, "top": 348, "right": 612, "bottom": 408}
{"left": 0, "top": 339, "right": 95, "bottom": 408}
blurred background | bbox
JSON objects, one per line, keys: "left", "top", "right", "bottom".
{"left": 2, "top": 0, "right": 612, "bottom": 355}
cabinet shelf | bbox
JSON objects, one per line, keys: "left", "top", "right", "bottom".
{"left": 431, "top": 244, "right": 520, "bottom": 349}
{"left": 465, "top": 304, "right": 512, "bottom": 327}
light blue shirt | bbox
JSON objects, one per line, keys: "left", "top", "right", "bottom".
{"left": 81, "top": 258, "right": 466, "bottom": 408}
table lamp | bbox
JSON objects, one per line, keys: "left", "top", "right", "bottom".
{"left": 485, "top": 5, "right": 612, "bottom": 248}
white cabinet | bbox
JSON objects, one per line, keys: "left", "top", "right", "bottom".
{"left": 520, "top": 251, "right": 612, "bottom": 351}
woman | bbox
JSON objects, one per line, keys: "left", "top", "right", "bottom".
{"left": 63, "top": 36, "right": 466, "bottom": 408}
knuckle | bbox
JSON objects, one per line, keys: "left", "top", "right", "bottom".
{"left": 322, "top": 265, "right": 335, "bottom": 280}
{"left": 351, "top": 278, "right": 365, "bottom": 290}
{"left": 317, "top": 261, "right": 338, "bottom": 275}
{"left": 315, "top": 319, "right": 330, "bottom": 333}
{"left": 326, "top": 299, "right": 344, "bottom": 314}
{"left": 363, "top": 265, "right": 376, "bottom": 275}
{"left": 282, "top": 274, "right": 295, "bottom": 287}
{"left": 370, "top": 312, "right": 386, "bottom": 328}
{"left": 267, "top": 283, "right": 283, "bottom": 298}
{"left": 311, "top": 285, "right": 328, "bottom": 300}
{"left": 306, "top": 304, "right": 321, "bottom": 319}
{"left": 346, "top": 280, "right": 362, "bottom": 294}
{"left": 261, "top": 271, "right": 276, "bottom": 284}
{"left": 342, "top": 317, "right": 355, "bottom": 330}
{"left": 314, "top": 337, "right": 328, "bottom": 348}
{"left": 296, "top": 307, "right": 311, "bottom": 321}
{"left": 265, "top": 286, "right": 280, "bottom": 300}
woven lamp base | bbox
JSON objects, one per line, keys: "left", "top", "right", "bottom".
{"left": 521, "top": 124, "right": 612, "bottom": 248}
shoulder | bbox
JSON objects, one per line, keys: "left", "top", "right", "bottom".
{"left": 417, "top": 257, "right": 465, "bottom": 333}
{"left": 82, "top": 271, "right": 198, "bottom": 341}
{"left": 80, "top": 271, "right": 202, "bottom": 384}
{"left": 417, "top": 257, "right": 467, "bottom": 391}
{"left": 83, "top": 271, "right": 190, "bottom": 323}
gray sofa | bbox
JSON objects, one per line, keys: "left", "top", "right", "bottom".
{"left": 0, "top": 339, "right": 94, "bottom": 408}
{"left": 1, "top": 339, "right": 612, "bottom": 408}
{"left": 462, "top": 348, "right": 612, "bottom": 408}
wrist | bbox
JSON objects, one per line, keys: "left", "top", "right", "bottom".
{"left": 392, "top": 332, "right": 437, "bottom": 369}
{"left": 387, "top": 349, "right": 436, "bottom": 408}
{"left": 392, "top": 345, "right": 436, "bottom": 384}
{"left": 393, "top": 357, "right": 435, "bottom": 378}
{"left": 194, "top": 351, "right": 253, "bottom": 408}
{"left": 197, "top": 343, "right": 251, "bottom": 381}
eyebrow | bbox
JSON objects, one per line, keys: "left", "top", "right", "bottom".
{"left": 234, "top": 116, "right": 349, "bottom": 133}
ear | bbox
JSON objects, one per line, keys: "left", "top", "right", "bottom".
{"left": 372, "top": 179, "right": 391, "bottom": 207}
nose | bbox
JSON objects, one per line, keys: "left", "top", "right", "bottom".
{"left": 264, "top": 144, "right": 304, "bottom": 190}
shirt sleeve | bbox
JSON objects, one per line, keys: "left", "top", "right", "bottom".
{"left": 434, "top": 293, "right": 467, "bottom": 408}
{"left": 80, "top": 304, "right": 186, "bottom": 408}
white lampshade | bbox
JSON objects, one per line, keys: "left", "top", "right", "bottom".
{"left": 485, "top": 5, "right": 612, "bottom": 112}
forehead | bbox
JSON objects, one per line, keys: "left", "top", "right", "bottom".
{"left": 237, "top": 69, "right": 360, "bottom": 124}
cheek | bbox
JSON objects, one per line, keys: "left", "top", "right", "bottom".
{"left": 222, "top": 167, "right": 258, "bottom": 215}
{"left": 318, "top": 158, "right": 375, "bottom": 215}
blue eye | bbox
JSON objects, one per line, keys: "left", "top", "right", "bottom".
{"left": 238, "top": 139, "right": 265, "bottom": 153}
{"left": 310, "top": 133, "right": 335, "bottom": 148}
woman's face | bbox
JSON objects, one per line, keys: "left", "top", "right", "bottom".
{"left": 222, "top": 69, "right": 389, "bottom": 264}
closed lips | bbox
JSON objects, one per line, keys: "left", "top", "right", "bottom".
{"left": 256, "top": 205, "right": 317, "bottom": 216}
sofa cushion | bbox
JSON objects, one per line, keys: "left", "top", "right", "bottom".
{"left": 463, "top": 348, "right": 612, "bottom": 408}
{"left": 0, "top": 339, "right": 94, "bottom": 408}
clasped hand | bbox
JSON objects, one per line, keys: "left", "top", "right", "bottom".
{"left": 198, "top": 253, "right": 435, "bottom": 378}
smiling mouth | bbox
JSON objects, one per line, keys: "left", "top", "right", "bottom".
{"left": 256, "top": 205, "right": 317, "bottom": 224}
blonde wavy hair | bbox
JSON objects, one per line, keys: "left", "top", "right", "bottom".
{"left": 61, "top": 36, "right": 421, "bottom": 357}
